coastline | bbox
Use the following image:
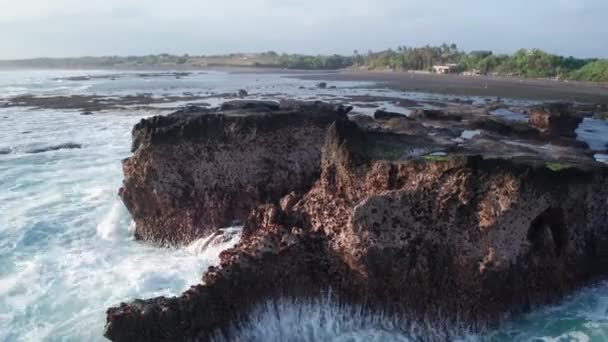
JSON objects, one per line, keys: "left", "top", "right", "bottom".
{"left": 2, "top": 65, "right": 605, "bottom": 103}
{"left": 291, "top": 69, "right": 608, "bottom": 104}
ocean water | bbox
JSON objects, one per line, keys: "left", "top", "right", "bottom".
{"left": 0, "top": 69, "right": 607, "bottom": 341}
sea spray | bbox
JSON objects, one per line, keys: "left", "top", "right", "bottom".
{"left": 96, "top": 200, "right": 133, "bottom": 241}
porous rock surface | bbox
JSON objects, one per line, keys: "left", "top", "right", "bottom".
{"left": 120, "top": 100, "right": 351, "bottom": 245}
{"left": 106, "top": 107, "right": 608, "bottom": 341}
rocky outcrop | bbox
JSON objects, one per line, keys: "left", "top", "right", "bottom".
{"left": 373, "top": 109, "right": 410, "bottom": 120}
{"left": 106, "top": 117, "right": 608, "bottom": 341}
{"left": 120, "top": 101, "right": 351, "bottom": 245}
{"left": 410, "top": 109, "right": 464, "bottom": 122}
{"left": 529, "top": 102, "right": 584, "bottom": 137}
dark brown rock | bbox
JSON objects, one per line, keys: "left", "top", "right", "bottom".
{"left": 529, "top": 102, "right": 584, "bottom": 138}
{"left": 373, "top": 109, "right": 409, "bottom": 120}
{"left": 121, "top": 101, "right": 350, "bottom": 246}
{"left": 410, "top": 109, "right": 464, "bottom": 122}
{"left": 106, "top": 120, "right": 608, "bottom": 341}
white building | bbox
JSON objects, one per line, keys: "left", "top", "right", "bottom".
{"left": 433, "top": 64, "right": 460, "bottom": 74}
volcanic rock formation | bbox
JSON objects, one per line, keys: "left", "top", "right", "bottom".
{"left": 106, "top": 101, "right": 608, "bottom": 341}
{"left": 120, "top": 100, "right": 352, "bottom": 245}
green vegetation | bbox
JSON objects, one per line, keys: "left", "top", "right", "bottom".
{"left": 422, "top": 154, "right": 451, "bottom": 162}
{"left": 570, "top": 60, "right": 608, "bottom": 82}
{"left": 1, "top": 45, "right": 606, "bottom": 82}
{"left": 546, "top": 162, "right": 571, "bottom": 172}
{"left": 359, "top": 44, "right": 463, "bottom": 71}
{"left": 358, "top": 45, "right": 603, "bottom": 81}
{"left": 368, "top": 142, "right": 407, "bottom": 161}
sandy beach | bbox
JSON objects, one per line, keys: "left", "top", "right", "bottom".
{"left": 289, "top": 70, "right": 608, "bottom": 104}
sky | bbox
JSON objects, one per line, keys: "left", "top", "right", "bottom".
{"left": 0, "top": 0, "right": 606, "bottom": 59}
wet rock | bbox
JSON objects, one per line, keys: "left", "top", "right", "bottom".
{"left": 451, "top": 98, "right": 474, "bottom": 105}
{"left": 471, "top": 117, "right": 540, "bottom": 140}
{"left": 220, "top": 100, "right": 280, "bottom": 112}
{"left": 278, "top": 100, "right": 352, "bottom": 115}
{"left": 410, "top": 109, "right": 463, "bottom": 122}
{"left": 0, "top": 147, "right": 11, "bottom": 155}
{"left": 106, "top": 120, "right": 608, "bottom": 341}
{"left": 316, "top": 82, "right": 327, "bottom": 89}
{"left": 237, "top": 89, "right": 248, "bottom": 97}
{"left": 57, "top": 76, "right": 91, "bottom": 81}
{"left": 81, "top": 111, "right": 94, "bottom": 116}
{"left": 395, "top": 99, "right": 419, "bottom": 107}
{"left": 121, "top": 101, "right": 349, "bottom": 246}
{"left": 174, "top": 104, "right": 210, "bottom": 114}
{"left": 373, "top": 109, "right": 409, "bottom": 120}
{"left": 595, "top": 112, "right": 608, "bottom": 120}
{"left": 529, "top": 103, "right": 584, "bottom": 138}
{"left": 26, "top": 143, "right": 82, "bottom": 154}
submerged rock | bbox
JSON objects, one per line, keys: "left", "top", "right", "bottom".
{"left": 121, "top": 101, "right": 351, "bottom": 246}
{"left": 373, "top": 109, "right": 409, "bottom": 120}
{"left": 26, "top": 143, "right": 82, "bottom": 154}
{"left": 529, "top": 102, "right": 584, "bottom": 138}
{"left": 106, "top": 111, "right": 608, "bottom": 341}
{"left": 410, "top": 109, "right": 464, "bottom": 122}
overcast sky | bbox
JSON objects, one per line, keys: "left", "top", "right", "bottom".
{"left": 0, "top": 0, "right": 606, "bottom": 59}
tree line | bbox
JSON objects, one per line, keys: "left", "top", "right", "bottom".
{"left": 1, "top": 45, "right": 606, "bottom": 81}
{"left": 355, "top": 44, "right": 605, "bottom": 81}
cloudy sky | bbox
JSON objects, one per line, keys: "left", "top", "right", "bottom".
{"left": 0, "top": 0, "right": 606, "bottom": 59}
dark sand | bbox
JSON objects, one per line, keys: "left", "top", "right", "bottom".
{"left": 291, "top": 70, "right": 608, "bottom": 104}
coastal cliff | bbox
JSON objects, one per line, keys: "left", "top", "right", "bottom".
{"left": 120, "top": 101, "right": 351, "bottom": 245}
{"left": 106, "top": 102, "right": 608, "bottom": 341}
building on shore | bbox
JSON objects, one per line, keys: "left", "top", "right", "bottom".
{"left": 461, "top": 69, "right": 482, "bottom": 76}
{"left": 432, "top": 63, "right": 460, "bottom": 74}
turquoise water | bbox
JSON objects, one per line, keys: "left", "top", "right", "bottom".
{"left": 0, "top": 70, "right": 606, "bottom": 341}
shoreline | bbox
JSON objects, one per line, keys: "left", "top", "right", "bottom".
{"left": 292, "top": 69, "right": 608, "bottom": 104}
{"left": 1, "top": 65, "right": 607, "bottom": 103}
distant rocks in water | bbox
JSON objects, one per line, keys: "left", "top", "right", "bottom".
{"left": 26, "top": 143, "right": 82, "bottom": 154}
{"left": 529, "top": 102, "right": 583, "bottom": 138}
{"left": 53, "top": 72, "right": 192, "bottom": 82}
{"left": 395, "top": 98, "right": 420, "bottom": 107}
{"left": 81, "top": 111, "right": 94, "bottom": 116}
{"left": 450, "top": 98, "right": 475, "bottom": 105}
{"left": 220, "top": 100, "right": 280, "bottom": 112}
{"left": 5, "top": 93, "right": 214, "bottom": 112}
{"left": 175, "top": 104, "right": 211, "bottom": 114}
{"left": 595, "top": 112, "right": 608, "bottom": 120}
{"left": 0, "top": 147, "right": 11, "bottom": 155}
{"left": 410, "top": 109, "right": 463, "bottom": 122}
{"left": 57, "top": 76, "right": 92, "bottom": 81}
{"left": 237, "top": 89, "right": 248, "bottom": 97}
{"left": 316, "top": 82, "right": 327, "bottom": 89}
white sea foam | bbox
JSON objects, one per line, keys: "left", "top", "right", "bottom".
{"left": 1, "top": 69, "right": 607, "bottom": 341}
{"left": 96, "top": 201, "right": 132, "bottom": 241}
